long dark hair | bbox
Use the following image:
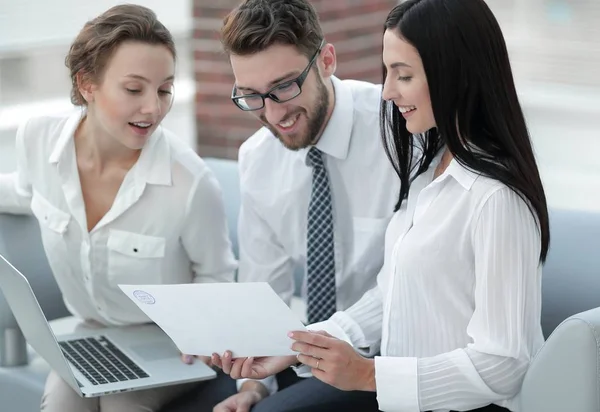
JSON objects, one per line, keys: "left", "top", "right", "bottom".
{"left": 380, "top": 0, "right": 550, "bottom": 262}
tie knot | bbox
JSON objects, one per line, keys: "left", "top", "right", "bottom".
{"left": 307, "top": 147, "right": 324, "bottom": 168}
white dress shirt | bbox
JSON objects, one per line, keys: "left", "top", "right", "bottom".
{"left": 0, "top": 112, "right": 237, "bottom": 326}
{"left": 238, "top": 76, "right": 399, "bottom": 310}
{"left": 309, "top": 152, "right": 545, "bottom": 412}
{"left": 236, "top": 76, "right": 399, "bottom": 394}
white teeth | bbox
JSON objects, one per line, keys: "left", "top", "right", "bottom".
{"left": 279, "top": 115, "right": 298, "bottom": 129}
{"left": 398, "top": 106, "right": 416, "bottom": 114}
{"left": 132, "top": 122, "right": 152, "bottom": 128}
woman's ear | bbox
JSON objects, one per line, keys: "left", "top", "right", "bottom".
{"left": 76, "top": 72, "right": 96, "bottom": 103}
{"left": 318, "top": 43, "right": 337, "bottom": 78}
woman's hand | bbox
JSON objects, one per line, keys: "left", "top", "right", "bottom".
{"left": 290, "top": 330, "right": 376, "bottom": 392}
{"left": 211, "top": 350, "right": 296, "bottom": 379}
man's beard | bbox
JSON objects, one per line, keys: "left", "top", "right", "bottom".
{"left": 260, "top": 77, "right": 330, "bottom": 151}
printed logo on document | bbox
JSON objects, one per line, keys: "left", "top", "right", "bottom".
{"left": 133, "top": 290, "right": 156, "bottom": 304}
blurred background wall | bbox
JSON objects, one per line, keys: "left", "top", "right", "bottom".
{"left": 0, "top": 0, "right": 598, "bottom": 212}
{"left": 0, "top": 0, "right": 196, "bottom": 152}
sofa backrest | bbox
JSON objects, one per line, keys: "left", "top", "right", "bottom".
{"left": 204, "top": 157, "right": 241, "bottom": 259}
{"left": 0, "top": 159, "right": 597, "bottom": 337}
{"left": 540, "top": 208, "right": 600, "bottom": 337}
{"left": 0, "top": 214, "right": 69, "bottom": 330}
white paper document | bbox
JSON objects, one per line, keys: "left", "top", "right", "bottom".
{"left": 119, "top": 282, "right": 306, "bottom": 357}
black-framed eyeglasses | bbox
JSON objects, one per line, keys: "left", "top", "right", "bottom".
{"left": 231, "top": 40, "right": 325, "bottom": 111}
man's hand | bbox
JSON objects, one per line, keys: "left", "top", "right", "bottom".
{"left": 212, "top": 351, "right": 296, "bottom": 379}
{"left": 180, "top": 353, "right": 213, "bottom": 367}
{"left": 213, "top": 381, "right": 268, "bottom": 412}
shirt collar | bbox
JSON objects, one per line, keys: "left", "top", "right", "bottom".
{"left": 48, "top": 111, "right": 82, "bottom": 164}
{"left": 439, "top": 157, "right": 479, "bottom": 191}
{"left": 301, "top": 76, "right": 353, "bottom": 165}
{"left": 48, "top": 111, "right": 171, "bottom": 186}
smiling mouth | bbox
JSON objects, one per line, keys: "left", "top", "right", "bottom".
{"left": 129, "top": 122, "right": 153, "bottom": 129}
{"left": 277, "top": 113, "right": 301, "bottom": 130}
{"left": 398, "top": 106, "right": 416, "bottom": 114}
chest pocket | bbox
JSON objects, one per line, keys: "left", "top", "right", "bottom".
{"left": 30, "top": 191, "right": 71, "bottom": 268}
{"left": 30, "top": 190, "right": 70, "bottom": 234}
{"left": 349, "top": 217, "right": 390, "bottom": 278}
{"left": 106, "top": 229, "right": 166, "bottom": 286}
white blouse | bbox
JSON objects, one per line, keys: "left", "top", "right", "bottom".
{"left": 0, "top": 113, "right": 237, "bottom": 326}
{"left": 310, "top": 154, "right": 544, "bottom": 412}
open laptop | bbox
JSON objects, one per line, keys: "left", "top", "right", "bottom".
{"left": 0, "top": 254, "right": 216, "bottom": 397}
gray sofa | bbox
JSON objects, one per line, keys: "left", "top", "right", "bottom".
{"left": 0, "top": 158, "right": 598, "bottom": 411}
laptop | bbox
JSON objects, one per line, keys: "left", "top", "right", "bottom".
{"left": 0, "top": 254, "right": 216, "bottom": 397}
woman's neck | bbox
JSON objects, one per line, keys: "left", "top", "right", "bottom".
{"left": 434, "top": 148, "right": 454, "bottom": 179}
{"left": 75, "top": 115, "right": 141, "bottom": 174}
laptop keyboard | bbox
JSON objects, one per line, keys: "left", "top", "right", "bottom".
{"left": 59, "top": 336, "right": 149, "bottom": 386}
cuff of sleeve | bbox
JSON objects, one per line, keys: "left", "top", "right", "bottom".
{"left": 291, "top": 363, "right": 313, "bottom": 378}
{"left": 375, "top": 356, "right": 420, "bottom": 412}
{"left": 236, "top": 376, "right": 278, "bottom": 396}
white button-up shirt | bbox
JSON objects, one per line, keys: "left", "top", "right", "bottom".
{"left": 237, "top": 76, "right": 399, "bottom": 313}
{"left": 0, "top": 113, "right": 237, "bottom": 326}
{"left": 313, "top": 153, "right": 545, "bottom": 412}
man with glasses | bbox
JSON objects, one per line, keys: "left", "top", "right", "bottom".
{"left": 230, "top": 39, "right": 325, "bottom": 116}
{"left": 166, "top": 1, "right": 399, "bottom": 411}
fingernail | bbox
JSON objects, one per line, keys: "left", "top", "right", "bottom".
{"left": 288, "top": 332, "right": 294, "bottom": 338}
{"left": 185, "top": 355, "right": 193, "bottom": 363}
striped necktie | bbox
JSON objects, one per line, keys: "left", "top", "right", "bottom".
{"left": 306, "top": 147, "right": 337, "bottom": 324}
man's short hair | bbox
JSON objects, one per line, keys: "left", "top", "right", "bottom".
{"left": 221, "top": 0, "right": 324, "bottom": 59}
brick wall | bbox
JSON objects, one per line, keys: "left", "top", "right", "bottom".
{"left": 192, "top": 0, "right": 398, "bottom": 159}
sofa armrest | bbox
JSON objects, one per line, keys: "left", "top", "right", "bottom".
{"left": 520, "top": 307, "right": 600, "bottom": 412}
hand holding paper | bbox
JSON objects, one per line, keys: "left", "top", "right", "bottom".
{"left": 211, "top": 350, "right": 296, "bottom": 380}
{"left": 119, "top": 282, "right": 306, "bottom": 358}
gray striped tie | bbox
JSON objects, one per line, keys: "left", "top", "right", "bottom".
{"left": 306, "top": 147, "right": 336, "bottom": 324}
